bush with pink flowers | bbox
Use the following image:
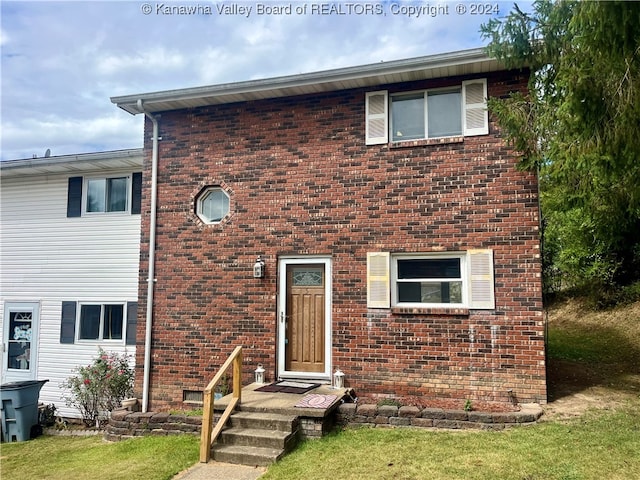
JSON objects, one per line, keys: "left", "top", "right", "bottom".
{"left": 61, "top": 348, "right": 134, "bottom": 427}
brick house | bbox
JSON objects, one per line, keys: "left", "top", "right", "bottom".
{"left": 111, "top": 48, "right": 545, "bottom": 411}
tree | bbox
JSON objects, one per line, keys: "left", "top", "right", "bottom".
{"left": 481, "top": 1, "right": 640, "bottom": 299}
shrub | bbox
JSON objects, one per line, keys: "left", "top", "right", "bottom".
{"left": 61, "top": 348, "right": 134, "bottom": 427}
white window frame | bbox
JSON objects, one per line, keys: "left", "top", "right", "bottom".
{"left": 366, "top": 78, "right": 488, "bottom": 145}
{"left": 76, "top": 303, "right": 126, "bottom": 343}
{"left": 83, "top": 175, "right": 131, "bottom": 215}
{"left": 367, "top": 249, "right": 495, "bottom": 310}
{"left": 196, "top": 186, "right": 230, "bottom": 224}
{"left": 390, "top": 86, "right": 463, "bottom": 143}
{"left": 391, "top": 253, "right": 467, "bottom": 308}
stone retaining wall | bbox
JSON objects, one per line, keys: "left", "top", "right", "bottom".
{"left": 104, "top": 410, "right": 202, "bottom": 441}
{"left": 104, "top": 409, "right": 336, "bottom": 441}
{"left": 336, "top": 403, "right": 543, "bottom": 430}
{"left": 105, "top": 403, "right": 543, "bottom": 441}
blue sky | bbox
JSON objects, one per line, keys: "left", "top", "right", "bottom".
{"left": 1, "top": 1, "right": 531, "bottom": 161}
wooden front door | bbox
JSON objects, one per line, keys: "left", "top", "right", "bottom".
{"left": 284, "top": 263, "right": 326, "bottom": 373}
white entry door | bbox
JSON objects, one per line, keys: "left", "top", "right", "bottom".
{"left": 2, "top": 302, "right": 40, "bottom": 383}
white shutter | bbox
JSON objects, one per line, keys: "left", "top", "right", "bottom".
{"left": 367, "top": 252, "right": 390, "bottom": 308}
{"left": 365, "top": 91, "right": 388, "bottom": 145}
{"left": 462, "top": 79, "right": 488, "bottom": 136}
{"left": 468, "top": 249, "right": 495, "bottom": 309}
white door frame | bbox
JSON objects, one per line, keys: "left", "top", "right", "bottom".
{"left": 2, "top": 301, "right": 40, "bottom": 383}
{"left": 277, "top": 256, "right": 332, "bottom": 381}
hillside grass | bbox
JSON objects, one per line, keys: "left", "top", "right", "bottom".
{"left": 546, "top": 296, "right": 640, "bottom": 398}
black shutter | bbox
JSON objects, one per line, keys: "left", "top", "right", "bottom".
{"left": 126, "top": 302, "right": 138, "bottom": 345}
{"left": 60, "top": 301, "right": 77, "bottom": 344}
{"left": 67, "top": 177, "right": 83, "bottom": 217}
{"left": 131, "top": 172, "right": 142, "bottom": 214}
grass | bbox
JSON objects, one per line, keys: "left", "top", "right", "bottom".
{"left": 0, "top": 434, "right": 199, "bottom": 480}
{"left": 262, "top": 409, "right": 640, "bottom": 480}
{"left": 262, "top": 408, "right": 640, "bottom": 480}
{"left": 546, "top": 297, "right": 640, "bottom": 365}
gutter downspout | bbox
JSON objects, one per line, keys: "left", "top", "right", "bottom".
{"left": 137, "top": 99, "right": 159, "bottom": 413}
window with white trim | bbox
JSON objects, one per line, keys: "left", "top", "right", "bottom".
{"left": 391, "top": 88, "right": 462, "bottom": 141}
{"left": 86, "top": 176, "right": 129, "bottom": 213}
{"left": 67, "top": 173, "right": 141, "bottom": 217}
{"left": 393, "top": 255, "right": 465, "bottom": 306}
{"left": 196, "top": 187, "right": 230, "bottom": 224}
{"left": 365, "top": 79, "right": 488, "bottom": 145}
{"left": 367, "top": 250, "right": 495, "bottom": 309}
{"left": 78, "top": 304, "right": 124, "bottom": 341}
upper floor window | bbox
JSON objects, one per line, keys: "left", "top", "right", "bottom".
{"left": 391, "top": 89, "right": 463, "bottom": 141}
{"left": 87, "top": 177, "right": 128, "bottom": 213}
{"left": 66, "top": 172, "right": 142, "bottom": 218}
{"left": 365, "top": 78, "right": 488, "bottom": 145}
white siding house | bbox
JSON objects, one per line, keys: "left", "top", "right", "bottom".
{"left": 0, "top": 149, "right": 143, "bottom": 418}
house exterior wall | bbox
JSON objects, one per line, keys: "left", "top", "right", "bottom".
{"left": 137, "top": 69, "right": 545, "bottom": 410}
{"left": 0, "top": 164, "right": 141, "bottom": 418}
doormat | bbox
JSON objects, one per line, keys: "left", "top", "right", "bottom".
{"left": 255, "top": 381, "right": 321, "bottom": 394}
{"left": 295, "top": 394, "right": 338, "bottom": 409}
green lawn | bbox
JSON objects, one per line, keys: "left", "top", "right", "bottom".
{"left": 0, "top": 434, "right": 199, "bottom": 480}
{"left": 262, "top": 408, "right": 640, "bottom": 480}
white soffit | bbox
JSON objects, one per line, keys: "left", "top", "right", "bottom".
{"left": 1, "top": 149, "right": 144, "bottom": 178}
{"left": 111, "top": 48, "right": 502, "bottom": 115}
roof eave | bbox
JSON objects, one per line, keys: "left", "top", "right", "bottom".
{"left": 1, "top": 148, "right": 144, "bottom": 178}
{"left": 111, "top": 47, "right": 502, "bottom": 115}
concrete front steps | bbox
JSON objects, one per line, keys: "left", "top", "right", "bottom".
{"left": 210, "top": 411, "right": 300, "bottom": 466}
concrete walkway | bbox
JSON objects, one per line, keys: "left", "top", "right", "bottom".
{"left": 173, "top": 462, "right": 265, "bottom": 480}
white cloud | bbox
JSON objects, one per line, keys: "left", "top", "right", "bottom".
{"left": 2, "top": 113, "right": 141, "bottom": 161}
{"left": 96, "top": 47, "right": 188, "bottom": 76}
{"left": 1, "top": 0, "right": 530, "bottom": 160}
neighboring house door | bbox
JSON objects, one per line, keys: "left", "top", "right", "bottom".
{"left": 2, "top": 302, "right": 40, "bottom": 383}
{"left": 278, "top": 258, "right": 331, "bottom": 381}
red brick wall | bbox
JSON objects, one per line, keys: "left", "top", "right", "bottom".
{"left": 135, "top": 69, "right": 546, "bottom": 410}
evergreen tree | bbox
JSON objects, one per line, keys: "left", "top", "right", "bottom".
{"left": 481, "top": 1, "right": 640, "bottom": 298}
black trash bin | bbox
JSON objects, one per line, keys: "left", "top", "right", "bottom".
{"left": 1, "top": 379, "right": 48, "bottom": 442}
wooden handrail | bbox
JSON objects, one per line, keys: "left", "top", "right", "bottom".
{"left": 199, "top": 345, "right": 243, "bottom": 463}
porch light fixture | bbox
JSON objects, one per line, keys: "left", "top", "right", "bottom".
{"left": 255, "top": 363, "right": 265, "bottom": 384}
{"left": 253, "top": 256, "right": 265, "bottom": 278}
{"left": 332, "top": 368, "right": 345, "bottom": 389}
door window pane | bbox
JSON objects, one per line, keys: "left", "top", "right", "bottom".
{"left": 292, "top": 267, "right": 324, "bottom": 286}
{"left": 8, "top": 312, "right": 32, "bottom": 370}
